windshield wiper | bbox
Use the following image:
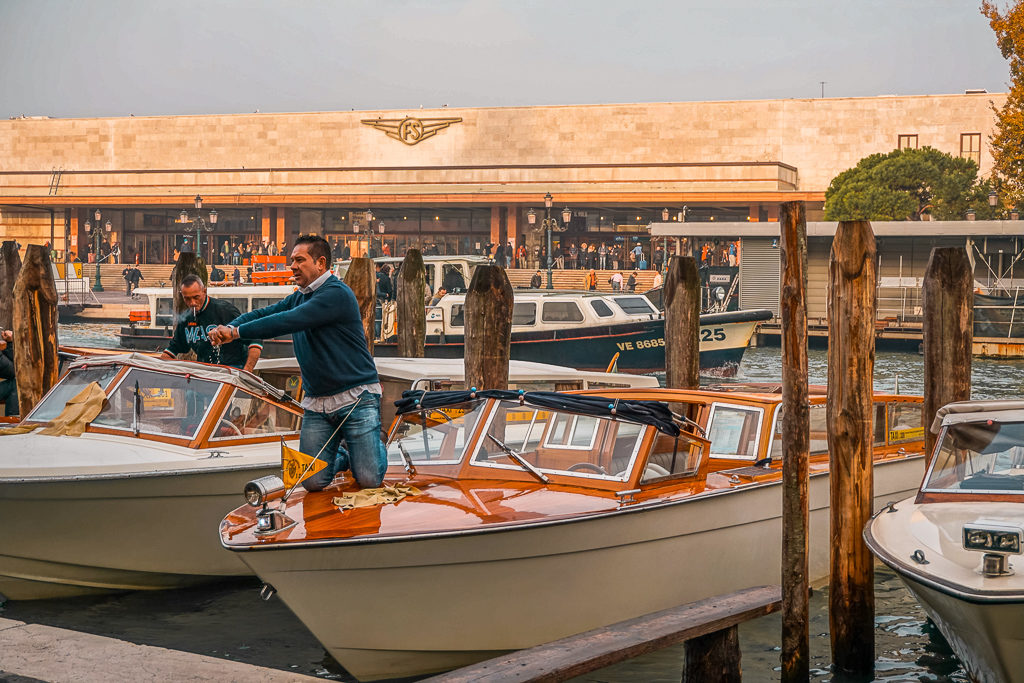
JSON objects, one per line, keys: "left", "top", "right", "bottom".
{"left": 487, "top": 433, "right": 549, "bottom": 484}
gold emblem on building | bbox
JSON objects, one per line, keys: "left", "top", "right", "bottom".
{"left": 361, "top": 117, "right": 462, "bottom": 145}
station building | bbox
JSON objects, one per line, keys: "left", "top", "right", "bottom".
{"left": 0, "top": 92, "right": 1005, "bottom": 265}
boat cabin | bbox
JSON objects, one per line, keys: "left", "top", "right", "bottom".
{"left": 129, "top": 284, "right": 296, "bottom": 330}
{"left": 332, "top": 255, "right": 491, "bottom": 296}
{"left": 21, "top": 354, "right": 303, "bottom": 449}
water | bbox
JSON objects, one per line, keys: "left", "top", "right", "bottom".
{"left": 35, "top": 325, "right": 1023, "bottom": 680}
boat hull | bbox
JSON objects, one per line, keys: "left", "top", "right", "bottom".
{"left": 230, "top": 456, "right": 923, "bottom": 681}
{"left": 120, "top": 314, "right": 763, "bottom": 376}
{"left": 0, "top": 464, "right": 275, "bottom": 601}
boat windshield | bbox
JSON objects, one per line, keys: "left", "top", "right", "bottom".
{"left": 470, "top": 400, "right": 647, "bottom": 481}
{"left": 91, "top": 368, "right": 222, "bottom": 440}
{"left": 26, "top": 365, "right": 122, "bottom": 422}
{"left": 924, "top": 420, "right": 1024, "bottom": 493}
{"left": 386, "top": 400, "right": 486, "bottom": 465}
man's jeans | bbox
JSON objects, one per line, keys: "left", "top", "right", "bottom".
{"left": 300, "top": 391, "right": 387, "bottom": 491}
{"left": 0, "top": 378, "right": 18, "bottom": 416}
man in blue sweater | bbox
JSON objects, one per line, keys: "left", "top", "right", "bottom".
{"left": 208, "top": 235, "right": 386, "bottom": 491}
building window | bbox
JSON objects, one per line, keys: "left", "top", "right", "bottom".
{"left": 897, "top": 134, "right": 918, "bottom": 150}
{"left": 961, "top": 133, "right": 982, "bottom": 165}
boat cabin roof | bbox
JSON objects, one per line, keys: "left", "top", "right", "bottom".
{"left": 932, "top": 399, "right": 1024, "bottom": 432}
{"left": 132, "top": 284, "right": 297, "bottom": 298}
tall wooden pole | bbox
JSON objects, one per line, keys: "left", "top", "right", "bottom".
{"left": 13, "top": 245, "right": 60, "bottom": 416}
{"left": 922, "top": 247, "right": 973, "bottom": 463}
{"left": 344, "top": 257, "right": 376, "bottom": 354}
{"left": 397, "top": 249, "right": 427, "bottom": 358}
{"left": 779, "top": 202, "right": 809, "bottom": 683}
{"left": 464, "top": 265, "right": 513, "bottom": 391}
{"left": 663, "top": 256, "right": 701, "bottom": 389}
{"left": 170, "top": 252, "right": 208, "bottom": 316}
{"left": 0, "top": 241, "right": 22, "bottom": 331}
{"left": 827, "top": 220, "right": 876, "bottom": 677}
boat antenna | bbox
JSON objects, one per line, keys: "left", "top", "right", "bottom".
{"left": 132, "top": 380, "right": 141, "bottom": 436}
{"left": 894, "top": 374, "right": 900, "bottom": 395}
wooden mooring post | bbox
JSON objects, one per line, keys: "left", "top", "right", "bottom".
{"left": 0, "top": 241, "right": 22, "bottom": 331}
{"left": 779, "top": 201, "right": 810, "bottom": 682}
{"left": 464, "top": 265, "right": 513, "bottom": 391}
{"left": 426, "top": 585, "right": 781, "bottom": 682}
{"left": 344, "top": 257, "right": 376, "bottom": 354}
{"left": 826, "top": 220, "right": 876, "bottom": 677}
{"left": 13, "top": 245, "right": 60, "bottom": 416}
{"left": 663, "top": 255, "right": 701, "bottom": 389}
{"left": 922, "top": 247, "right": 973, "bottom": 463}
{"left": 397, "top": 249, "right": 427, "bottom": 358}
{"left": 170, "top": 252, "right": 208, "bottom": 315}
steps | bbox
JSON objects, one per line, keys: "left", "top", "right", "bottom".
{"left": 504, "top": 268, "right": 659, "bottom": 293}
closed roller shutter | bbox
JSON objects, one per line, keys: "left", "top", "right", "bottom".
{"left": 739, "top": 238, "right": 780, "bottom": 315}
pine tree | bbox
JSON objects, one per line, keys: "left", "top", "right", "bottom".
{"left": 982, "top": 1, "right": 1024, "bottom": 206}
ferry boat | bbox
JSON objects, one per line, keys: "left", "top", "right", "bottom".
{"left": 220, "top": 384, "right": 926, "bottom": 681}
{"left": 119, "top": 283, "right": 771, "bottom": 376}
{"left": 865, "top": 400, "right": 1024, "bottom": 683}
{"left": 0, "top": 354, "right": 654, "bottom": 601}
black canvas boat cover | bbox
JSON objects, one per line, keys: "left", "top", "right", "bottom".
{"left": 395, "top": 389, "right": 680, "bottom": 436}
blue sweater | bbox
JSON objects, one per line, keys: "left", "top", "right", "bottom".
{"left": 230, "top": 276, "right": 378, "bottom": 398}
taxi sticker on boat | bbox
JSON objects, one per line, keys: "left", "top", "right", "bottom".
{"left": 888, "top": 426, "right": 924, "bottom": 443}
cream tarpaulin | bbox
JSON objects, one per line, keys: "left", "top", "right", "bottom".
{"left": 37, "top": 382, "right": 107, "bottom": 436}
{"left": 333, "top": 484, "right": 422, "bottom": 510}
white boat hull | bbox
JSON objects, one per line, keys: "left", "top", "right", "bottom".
{"left": 232, "top": 456, "right": 924, "bottom": 681}
{"left": 866, "top": 499, "right": 1024, "bottom": 683}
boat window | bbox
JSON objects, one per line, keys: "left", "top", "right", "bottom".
{"left": 471, "top": 401, "right": 645, "bottom": 481}
{"left": 613, "top": 297, "right": 656, "bottom": 315}
{"left": 155, "top": 297, "right": 174, "bottom": 327}
{"left": 449, "top": 304, "right": 465, "bottom": 327}
{"left": 590, "top": 300, "right": 614, "bottom": 318}
{"left": 512, "top": 302, "right": 537, "bottom": 326}
{"left": 26, "top": 365, "right": 122, "bottom": 422}
{"left": 252, "top": 297, "right": 283, "bottom": 311}
{"left": 442, "top": 265, "right": 467, "bottom": 293}
{"left": 218, "top": 297, "right": 249, "bottom": 314}
{"left": 541, "top": 301, "right": 584, "bottom": 323}
{"left": 707, "top": 404, "right": 764, "bottom": 459}
{"left": 91, "top": 369, "right": 221, "bottom": 440}
{"left": 209, "top": 388, "right": 301, "bottom": 441}
{"left": 924, "top": 420, "right": 1024, "bottom": 493}
{"left": 887, "top": 402, "right": 923, "bottom": 445}
{"left": 424, "top": 265, "right": 435, "bottom": 291}
{"left": 641, "top": 431, "right": 704, "bottom": 482}
{"left": 386, "top": 400, "right": 485, "bottom": 465}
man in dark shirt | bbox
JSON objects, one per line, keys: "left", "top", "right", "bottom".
{"left": 160, "top": 275, "right": 262, "bottom": 371}
{"left": 0, "top": 329, "right": 17, "bottom": 416}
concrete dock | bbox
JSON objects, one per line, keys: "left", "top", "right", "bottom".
{"left": 0, "top": 616, "right": 318, "bottom": 682}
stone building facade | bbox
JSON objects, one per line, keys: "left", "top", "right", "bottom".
{"left": 0, "top": 92, "right": 1005, "bottom": 264}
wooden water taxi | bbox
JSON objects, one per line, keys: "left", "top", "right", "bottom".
{"left": 220, "top": 385, "right": 927, "bottom": 681}
{"left": 0, "top": 354, "right": 653, "bottom": 601}
{"left": 865, "top": 400, "right": 1024, "bottom": 683}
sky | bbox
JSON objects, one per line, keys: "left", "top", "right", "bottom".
{"left": 0, "top": 0, "right": 1012, "bottom": 119}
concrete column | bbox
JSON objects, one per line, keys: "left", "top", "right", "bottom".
{"left": 748, "top": 204, "right": 760, "bottom": 222}
{"left": 276, "top": 209, "right": 287, "bottom": 251}
{"left": 507, "top": 206, "right": 519, "bottom": 249}
{"left": 261, "top": 208, "right": 273, "bottom": 244}
{"left": 489, "top": 206, "right": 501, "bottom": 254}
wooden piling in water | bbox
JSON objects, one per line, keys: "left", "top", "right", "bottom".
{"left": 663, "top": 256, "right": 700, "bottom": 390}
{"left": 0, "top": 241, "right": 22, "bottom": 331}
{"left": 397, "top": 249, "right": 427, "bottom": 358}
{"left": 683, "top": 626, "right": 741, "bottom": 683}
{"left": 826, "top": 219, "right": 876, "bottom": 677}
{"left": 170, "top": 252, "right": 208, "bottom": 316}
{"left": 464, "top": 265, "right": 513, "bottom": 391}
{"left": 922, "top": 247, "right": 973, "bottom": 463}
{"left": 13, "top": 245, "right": 59, "bottom": 416}
{"left": 344, "top": 257, "right": 376, "bottom": 354}
{"left": 779, "top": 201, "right": 810, "bottom": 683}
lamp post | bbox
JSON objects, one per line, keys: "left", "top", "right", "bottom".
{"left": 179, "top": 195, "right": 218, "bottom": 262}
{"left": 527, "top": 193, "right": 571, "bottom": 289}
{"left": 83, "top": 208, "right": 111, "bottom": 291}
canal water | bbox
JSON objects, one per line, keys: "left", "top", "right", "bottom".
{"left": 8, "top": 325, "right": 1016, "bottom": 680}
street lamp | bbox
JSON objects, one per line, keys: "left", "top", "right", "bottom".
{"left": 526, "top": 193, "right": 570, "bottom": 289}
{"left": 180, "top": 195, "right": 218, "bottom": 261}
{"left": 989, "top": 190, "right": 999, "bottom": 208}
{"left": 83, "top": 208, "right": 111, "bottom": 291}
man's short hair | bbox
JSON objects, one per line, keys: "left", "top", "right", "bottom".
{"left": 180, "top": 274, "right": 205, "bottom": 289}
{"left": 295, "top": 234, "right": 331, "bottom": 266}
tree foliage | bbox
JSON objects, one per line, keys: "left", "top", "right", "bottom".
{"left": 982, "top": 1, "right": 1024, "bottom": 207}
{"left": 824, "top": 147, "right": 995, "bottom": 221}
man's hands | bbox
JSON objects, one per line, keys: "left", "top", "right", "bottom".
{"left": 0, "top": 329, "right": 11, "bottom": 351}
{"left": 208, "top": 325, "right": 239, "bottom": 346}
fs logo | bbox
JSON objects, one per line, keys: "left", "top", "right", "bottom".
{"left": 361, "top": 117, "right": 463, "bottom": 145}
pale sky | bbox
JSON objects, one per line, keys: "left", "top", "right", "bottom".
{"left": 0, "top": 0, "right": 1010, "bottom": 119}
